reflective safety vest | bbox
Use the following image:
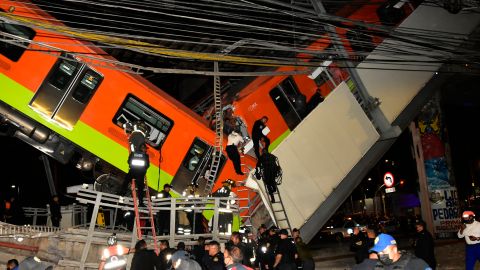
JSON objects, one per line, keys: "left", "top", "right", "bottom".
{"left": 102, "top": 245, "right": 129, "bottom": 260}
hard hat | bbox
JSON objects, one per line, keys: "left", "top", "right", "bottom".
{"left": 462, "top": 211, "right": 475, "bottom": 219}
{"left": 107, "top": 234, "right": 117, "bottom": 246}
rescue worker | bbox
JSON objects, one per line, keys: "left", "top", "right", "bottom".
{"left": 226, "top": 128, "right": 245, "bottom": 175}
{"left": 255, "top": 149, "right": 280, "bottom": 203}
{"left": 158, "top": 240, "right": 176, "bottom": 270}
{"left": 251, "top": 116, "right": 270, "bottom": 158}
{"left": 458, "top": 210, "right": 480, "bottom": 270}
{"left": 123, "top": 121, "right": 150, "bottom": 207}
{"left": 262, "top": 226, "right": 279, "bottom": 270}
{"left": 272, "top": 229, "right": 297, "bottom": 270}
{"left": 350, "top": 226, "right": 369, "bottom": 264}
{"left": 353, "top": 233, "right": 431, "bottom": 270}
{"left": 212, "top": 179, "right": 236, "bottom": 234}
{"left": 130, "top": 239, "right": 161, "bottom": 270}
{"left": 224, "top": 245, "right": 253, "bottom": 270}
{"left": 98, "top": 234, "right": 129, "bottom": 270}
{"left": 254, "top": 225, "right": 269, "bottom": 269}
{"left": 182, "top": 184, "right": 199, "bottom": 233}
{"left": 157, "top": 183, "right": 173, "bottom": 235}
{"left": 226, "top": 232, "right": 252, "bottom": 266}
{"left": 202, "top": 240, "right": 226, "bottom": 270}
{"left": 413, "top": 219, "right": 436, "bottom": 270}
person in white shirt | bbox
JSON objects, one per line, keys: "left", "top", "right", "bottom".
{"left": 458, "top": 210, "right": 480, "bottom": 270}
{"left": 226, "top": 129, "right": 245, "bottom": 175}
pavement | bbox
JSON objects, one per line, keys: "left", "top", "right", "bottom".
{"left": 312, "top": 239, "right": 473, "bottom": 269}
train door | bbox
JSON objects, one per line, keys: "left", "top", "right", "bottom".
{"left": 172, "top": 137, "right": 226, "bottom": 195}
{"left": 269, "top": 77, "right": 303, "bottom": 130}
{"left": 29, "top": 53, "right": 103, "bottom": 130}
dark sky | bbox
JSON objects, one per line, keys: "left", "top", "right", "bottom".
{"left": 0, "top": 134, "right": 83, "bottom": 207}
{"left": 442, "top": 74, "right": 480, "bottom": 200}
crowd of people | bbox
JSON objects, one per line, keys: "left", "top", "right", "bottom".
{"left": 126, "top": 225, "right": 312, "bottom": 270}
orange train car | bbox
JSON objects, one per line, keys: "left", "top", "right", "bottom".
{"left": 0, "top": 0, "right": 416, "bottom": 209}
{"left": 217, "top": 0, "right": 417, "bottom": 151}
{"left": 0, "top": 0, "right": 255, "bottom": 198}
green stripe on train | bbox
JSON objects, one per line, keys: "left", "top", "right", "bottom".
{"left": 269, "top": 129, "right": 291, "bottom": 152}
{"left": 0, "top": 73, "right": 172, "bottom": 190}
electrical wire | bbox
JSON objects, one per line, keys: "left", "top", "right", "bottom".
{"left": 1, "top": 1, "right": 476, "bottom": 70}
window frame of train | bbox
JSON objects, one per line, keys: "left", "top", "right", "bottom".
{"left": 112, "top": 94, "right": 174, "bottom": 150}
{"left": 0, "top": 10, "right": 36, "bottom": 62}
{"left": 171, "top": 137, "right": 226, "bottom": 196}
{"left": 269, "top": 76, "right": 304, "bottom": 130}
{"left": 29, "top": 53, "right": 103, "bottom": 130}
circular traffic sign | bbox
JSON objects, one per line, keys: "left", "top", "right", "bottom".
{"left": 384, "top": 172, "right": 394, "bottom": 188}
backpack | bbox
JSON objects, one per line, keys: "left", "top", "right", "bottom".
{"left": 256, "top": 152, "right": 283, "bottom": 185}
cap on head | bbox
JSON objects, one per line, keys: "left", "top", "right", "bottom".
{"left": 369, "top": 234, "right": 397, "bottom": 253}
{"left": 278, "top": 229, "right": 288, "bottom": 236}
{"left": 463, "top": 211, "right": 475, "bottom": 218}
{"left": 164, "top": 183, "right": 173, "bottom": 189}
{"left": 415, "top": 219, "right": 426, "bottom": 227}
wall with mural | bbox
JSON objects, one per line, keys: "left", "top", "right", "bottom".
{"left": 417, "top": 96, "right": 460, "bottom": 237}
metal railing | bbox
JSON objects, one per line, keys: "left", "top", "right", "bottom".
{"left": 0, "top": 222, "right": 61, "bottom": 237}
{"left": 75, "top": 187, "right": 243, "bottom": 270}
{"left": 22, "top": 204, "right": 90, "bottom": 227}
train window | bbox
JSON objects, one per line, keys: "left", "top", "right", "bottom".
{"left": 48, "top": 58, "right": 80, "bottom": 91}
{"left": 113, "top": 94, "right": 174, "bottom": 149}
{"left": 0, "top": 19, "right": 36, "bottom": 62}
{"left": 279, "top": 77, "right": 299, "bottom": 99}
{"left": 182, "top": 139, "right": 209, "bottom": 172}
{"left": 270, "top": 77, "right": 303, "bottom": 130}
{"left": 72, "top": 70, "right": 102, "bottom": 104}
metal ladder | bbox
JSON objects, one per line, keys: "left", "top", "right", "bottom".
{"left": 270, "top": 188, "right": 292, "bottom": 232}
{"left": 203, "top": 61, "right": 223, "bottom": 195}
{"left": 131, "top": 179, "right": 159, "bottom": 255}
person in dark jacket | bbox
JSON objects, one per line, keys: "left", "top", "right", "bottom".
{"left": 192, "top": 237, "right": 206, "bottom": 267}
{"left": 413, "top": 220, "right": 436, "bottom": 269}
{"left": 295, "top": 237, "right": 314, "bottom": 270}
{"left": 224, "top": 245, "right": 253, "bottom": 270}
{"left": 50, "top": 195, "right": 62, "bottom": 227}
{"left": 255, "top": 149, "right": 279, "bottom": 202}
{"left": 130, "top": 240, "right": 161, "bottom": 270}
{"left": 251, "top": 116, "right": 270, "bottom": 158}
{"left": 350, "top": 227, "right": 370, "bottom": 264}
{"left": 156, "top": 183, "right": 173, "bottom": 235}
{"left": 353, "top": 234, "right": 430, "bottom": 270}
{"left": 158, "top": 240, "right": 176, "bottom": 270}
{"left": 226, "top": 232, "right": 252, "bottom": 267}
{"left": 202, "top": 240, "right": 226, "bottom": 270}
{"left": 273, "top": 229, "right": 297, "bottom": 270}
